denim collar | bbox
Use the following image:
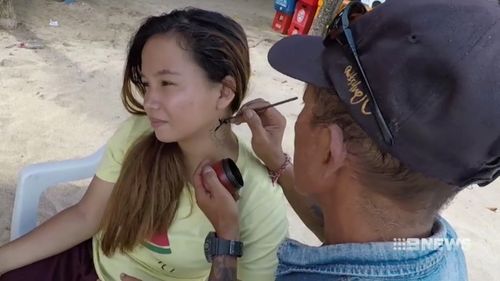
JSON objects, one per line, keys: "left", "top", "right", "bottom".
{"left": 277, "top": 217, "right": 456, "bottom": 278}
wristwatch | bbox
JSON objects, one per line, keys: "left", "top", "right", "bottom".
{"left": 204, "top": 232, "right": 243, "bottom": 263}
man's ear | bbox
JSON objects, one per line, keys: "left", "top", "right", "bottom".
{"left": 310, "top": 124, "right": 347, "bottom": 194}
{"left": 216, "top": 76, "right": 236, "bottom": 110}
{"left": 323, "top": 124, "right": 347, "bottom": 175}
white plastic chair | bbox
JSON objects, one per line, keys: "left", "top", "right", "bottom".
{"left": 10, "top": 146, "right": 106, "bottom": 241}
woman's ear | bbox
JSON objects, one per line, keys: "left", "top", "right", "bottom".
{"left": 216, "top": 76, "right": 237, "bottom": 110}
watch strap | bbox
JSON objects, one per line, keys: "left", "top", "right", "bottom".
{"left": 214, "top": 237, "right": 243, "bottom": 257}
{"left": 205, "top": 232, "right": 243, "bottom": 262}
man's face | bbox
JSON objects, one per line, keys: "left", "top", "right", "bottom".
{"left": 294, "top": 85, "right": 326, "bottom": 195}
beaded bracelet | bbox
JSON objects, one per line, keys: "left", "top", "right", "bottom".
{"left": 268, "top": 153, "right": 292, "bottom": 185}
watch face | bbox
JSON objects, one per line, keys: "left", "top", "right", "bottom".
{"left": 204, "top": 232, "right": 215, "bottom": 263}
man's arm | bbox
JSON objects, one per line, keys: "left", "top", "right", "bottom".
{"left": 208, "top": 256, "right": 238, "bottom": 281}
{"left": 235, "top": 100, "right": 325, "bottom": 241}
{"left": 267, "top": 155, "right": 325, "bottom": 242}
{"left": 207, "top": 227, "right": 240, "bottom": 281}
{"left": 193, "top": 163, "right": 241, "bottom": 281}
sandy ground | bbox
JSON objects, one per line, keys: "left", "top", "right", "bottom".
{"left": 0, "top": 0, "right": 499, "bottom": 280}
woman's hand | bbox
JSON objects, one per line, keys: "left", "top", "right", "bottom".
{"left": 192, "top": 161, "right": 240, "bottom": 240}
{"left": 233, "top": 98, "right": 287, "bottom": 171}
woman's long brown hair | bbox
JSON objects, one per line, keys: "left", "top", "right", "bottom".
{"left": 99, "top": 8, "right": 250, "bottom": 256}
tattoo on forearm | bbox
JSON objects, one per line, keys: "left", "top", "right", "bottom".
{"left": 208, "top": 256, "right": 237, "bottom": 281}
{"left": 311, "top": 203, "right": 324, "bottom": 226}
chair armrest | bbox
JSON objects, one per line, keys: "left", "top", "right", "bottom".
{"left": 10, "top": 146, "right": 106, "bottom": 240}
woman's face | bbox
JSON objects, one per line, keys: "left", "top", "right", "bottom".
{"left": 141, "top": 34, "right": 224, "bottom": 143}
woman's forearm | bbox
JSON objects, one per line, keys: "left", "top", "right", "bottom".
{"left": 0, "top": 205, "right": 99, "bottom": 274}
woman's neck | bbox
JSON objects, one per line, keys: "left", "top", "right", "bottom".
{"left": 178, "top": 126, "right": 239, "bottom": 179}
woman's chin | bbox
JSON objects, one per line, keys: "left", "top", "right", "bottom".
{"left": 153, "top": 130, "right": 178, "bottom": 143}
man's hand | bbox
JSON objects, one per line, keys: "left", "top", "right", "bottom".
{"left": 235, "top": 98, "right": 326, "bottom": 241}
{"left": 192, "top": 162, "right": 239, "bottom": 281}
{"left": 192, "top": 161, "right": 240, "bottom": 240}
{"left": 233, "top": 98, "right": 287, "bottom": 171}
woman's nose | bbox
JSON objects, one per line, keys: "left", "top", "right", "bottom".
{"left": 143, "top": 90, "right": 160, "bottom": 110}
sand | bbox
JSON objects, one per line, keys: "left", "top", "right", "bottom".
{"left": 0, "top": 0, "right": 498, "bottom": 279}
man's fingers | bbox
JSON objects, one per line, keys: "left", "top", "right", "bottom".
{"left": 233, "top": 99, "right": 271, "bottom": 124}
{"left": 201, "top": 166, "right": 224, "bottom": 194}
{"left": 241, "top": 109, "right": 268, "bottom": 141}
{"left": 193, "top": 160, "right": 210, "bottom": 189}
{"left": 201, "top": 166, "right": 234, "bottom": 200}
{"left": 240, "top": 98, "right": 269, "bottom": 110}
{"left": 194, "top": 164, "right": 229, "bottom": 203}
{"left": 193, "top": 161, "right": 213, "bottom": 203}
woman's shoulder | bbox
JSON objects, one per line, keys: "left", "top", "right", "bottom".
{"left": 237, "top": 138, "right": 271, "bottom": 186}
{"left": 96, "top": 115, "right": 152, "bottom": 182}
{"left": 236, "top": 137, "right": 287, "bottom": 212}
{"left": 107, "top": 115, "right": 152, "bottom": 149}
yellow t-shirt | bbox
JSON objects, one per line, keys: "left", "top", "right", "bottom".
{"left": 93, "top": 115, "right": 288, "bottom": 281}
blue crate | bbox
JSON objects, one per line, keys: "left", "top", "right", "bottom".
{"left": 275, "top": 0, "right": 296, "bottom": 15}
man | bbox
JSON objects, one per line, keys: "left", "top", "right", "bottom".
{"left": 121, "top": 0, "right": 500, "bottom": 280}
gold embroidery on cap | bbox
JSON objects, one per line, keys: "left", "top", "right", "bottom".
{"left": 344, "top": 65, "right": 372, "bottom": 115}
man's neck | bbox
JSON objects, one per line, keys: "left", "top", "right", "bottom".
{"left": 319, "top": 187, "right": 435, "bottom": 245}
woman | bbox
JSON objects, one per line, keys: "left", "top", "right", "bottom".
{"left": 0, "top": 8, "right": 288, "bottom": 281}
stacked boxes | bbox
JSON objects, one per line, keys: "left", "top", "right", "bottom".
{"left": 287, "top": 0, "right": 319, "bottom": 35}
{"left": 272, "top": 0, "right": 296, "bottom": 34}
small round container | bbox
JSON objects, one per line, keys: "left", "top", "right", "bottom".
{"left": 210, "top": 158, "right": 244, "bottom": 200}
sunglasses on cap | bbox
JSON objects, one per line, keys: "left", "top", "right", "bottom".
{"left": 324, "top": 2, "right": 394, "bottom": 145}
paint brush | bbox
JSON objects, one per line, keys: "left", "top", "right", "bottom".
{"left": 215, "top": 97, "right": 298, "bottom": 131}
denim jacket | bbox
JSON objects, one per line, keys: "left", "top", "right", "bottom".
{"left": 276, "top": 217, "right": 467, "bottom": 281}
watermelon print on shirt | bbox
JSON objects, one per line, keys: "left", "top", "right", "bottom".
{"left": 144, "top": 233, "right": 172, "bottom": 254}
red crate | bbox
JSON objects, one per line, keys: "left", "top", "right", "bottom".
{"left": 272, "top": 11, "right": 294, "bottom": 34}
{"left": 300, "top": 0, "right": 319, "bottom": 6}
{"left": 288, "top": 0, "right": 318, "bottom": 35}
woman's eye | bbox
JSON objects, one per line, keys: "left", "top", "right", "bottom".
{"left": 161, "top": 81, "right": 174, "bottom": 87}
{"left": 142, "top": 81, "right": 150, "bottom": 87}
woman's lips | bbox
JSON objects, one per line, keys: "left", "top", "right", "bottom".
{"left": 149, "top": 118, "right": 167, "bottom": 129}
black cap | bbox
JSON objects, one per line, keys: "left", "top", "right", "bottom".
{"left": 268, "top": 0, "right": 500, "bottom": 187}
